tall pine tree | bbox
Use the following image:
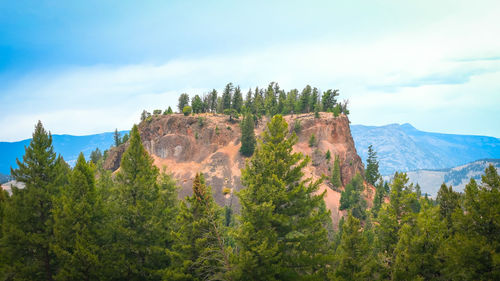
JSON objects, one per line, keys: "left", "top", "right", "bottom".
{"left": 365, "top": 145, "right": 380, "bottom": 185}
{"left": 235, "top": 115, "right": 331, "bottom": 280}
{"left": 239, "top": 113, "right": 256, "bottom": 157}
{"left": 52, "top": 153, "right": 103, "bottom": 281}
{"left": 1, "top": 121, "right": 67, "bottom": 281}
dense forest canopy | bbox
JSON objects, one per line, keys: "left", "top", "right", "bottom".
{"left": 1, "top": 101, "right": 499, "bottom": 280}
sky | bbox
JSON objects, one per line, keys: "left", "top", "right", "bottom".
{"left": 1, "top": 0, "right": 499, "bottom": 141}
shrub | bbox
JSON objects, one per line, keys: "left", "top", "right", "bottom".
{"left": 309, "top": 133, "right": 317, "bottom": 147}
{"left": 153, "top": 109, "right": 162, "bottom": 115}
{"left": 183, "top": 106, "right": 192, "bottom": 116}
{"left": 293, "top": 120, "right": 302, "bottom": 134}
{"left": 222, "top": 187, "right": 231, "bottom": 195}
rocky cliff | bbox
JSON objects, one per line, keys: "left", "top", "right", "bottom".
{"left": 104, "top": 112, "right": 366, "bottom": 225}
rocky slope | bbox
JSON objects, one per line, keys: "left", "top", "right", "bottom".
{"left": 104, "top": 112, "right": 366, "bottom": 225}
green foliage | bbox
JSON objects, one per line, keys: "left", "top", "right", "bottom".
{"left": 153, "top": 109, "right": 162, "bottom": 115}
{"left": 331, "top": 213, "right": 372, "bottom": 280}
{"left": 339, "top": 173, "right": 366, "bottom": 219}
{"left": 235, "top": 115, "right": 331, "bottom": 280}
{"left": 239, "top": 113, "right": 256, "bottom": 157}
{"left": 90, "top": 147, "right": 103, "bottom": 164}
{"left": 232, "top": 86, "right": 243, "bottom": 113}
{"left": 331, "top": 155, "right": 342, "bottom": 190}
{"left": 114, "top": 128, "right": 121, "bottom": 146}
{"left": 365, "top": 144, "right": 381, "bottom": 185}
{"left": 222, "top": 83, "right": 233, "bottom": 111}
{"left": 325, "top": 149, "right": 331, "bottom": 161}
{"left": 322, "top": 89, "right": 339, "bottom": 112}
{"left": 197, "top": 116, "right": 205, "bottom": 127}
{"left": 183, "top": 105, "right": 192, "bottom": 116}
{"left": 164, "top": 106, "right": 173, "bottom": 115}
{"left": 293, "top": 119, "right": 302, "bottom": 134}
{"left": 223, "top": 108, "right": 239, "bottom": 122}
{"left": 1, "top": 121, "right": 68, "bottom": 280}
{"left": 308, "top": 133, "right": 317, "bottom": 147}
{"left": 52, "top": 153, "right": 103, "bottom": 280}
{"left": 191, "top": 94, "right": 203, "bottom": 114}
{"left": 178, "top": 93, "right": 190, "bottom": 112}
{"left": 172, "top": 173, "right": 231, "bottom": 280}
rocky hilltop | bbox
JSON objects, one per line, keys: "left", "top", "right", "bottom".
{"left": 104, "top": 112, "right": 366, "bottom": 225}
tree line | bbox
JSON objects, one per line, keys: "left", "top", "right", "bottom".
{"left": 140, "top": 82, "right": 349, "bottom": 122}
{"left": 1, "top": 118, "right": 499, "bottom": 280}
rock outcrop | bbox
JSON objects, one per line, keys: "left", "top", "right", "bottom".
{"left": 104, "top": 112, "right": 365, "bottom": 226}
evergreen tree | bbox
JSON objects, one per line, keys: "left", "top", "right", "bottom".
{"left": 392, "top": 200, "right": 444, "bottom": 281}
{"left": 232, "top": 86, "right": 243, "bottom": 113}
{"left": 235, "top": 115, "right": 331, "bottom": 280}
{"left": 339, "top": 173, "right": 366, "bottom": 220}
{"left": 308, "top": 133, "right": 317, "bottom": 147}
{"left": 105, "top": 125, "right": 177, "bottom": 280}
{"left": 114, "top": 128, "right": 121, "bottom": 147}
{"left": 299, "top": 85, "right": 312, "bottom": 113}
{"left": 321, "top": 89, "right": 339, "bottom": 112}
{"left": 90, "top": 147, "right": 103, "bottom": 164}
{"left": 372, "top": 180, "right": 386, "bottom": 217}
{"left": 277, "top": 90, "right": 287, "bottom": 114}
{"left": 436, "top": 183, "right": 460, "bottom": 229}
{"left": 244, "top": 88, "right": 253, "bottom": 112}
{"left": 331, "top": 155, "right": 342, "bottom": 189}
{"left": 365, "top": 145, "right": 380, "bottom": 185}
{"left": 191, "top": 94, "right": 204, "bottom": 114}
{"left": 253, "top": 87, "right": 265, "bottom": 117}
{"left": 239, "top": 113, "right": 256, "bottom": 157}
{"left": 209, "top": 89, "right": 218, "bottom": 113}
{"left": 222, "top": 83, "right": 233, "bottom": 111}
{"left": 264, "top": 82, "right": 278, "bottom": 116}
{"left": 331, "top": 213, "right": 371, "bottom": 281}
{"left": 310, "top": 87, "right": 320, "bottom": 111}
{"left": 52, "top": 153, "right": 103, "bottom": 281}
{"left": 178, "top": 93, "right": 190, "bottom": 113}
{"left": 173, "top": 173, "right": 231, "bottom": 280}
{"left": 1, "top": 121, "right": 67, "bottom": 281}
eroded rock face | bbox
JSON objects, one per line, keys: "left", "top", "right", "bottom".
{"left": 103, "top": 112, "right": 365, "bottom": 226}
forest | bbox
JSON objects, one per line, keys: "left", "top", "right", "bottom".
{"left": 0, "top": 84, "right": 499, "bottom": 280}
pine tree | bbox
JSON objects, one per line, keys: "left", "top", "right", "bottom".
{"left": 222, "top": 83, "right": 233, "bottom": 111}
{"left": 209, "top": 89, "right": 218, "bottom": 113}
{"left": 235, "top": 115, "right": 331, "bottom": 280}
{"left": 1, "top": 121, "right": 67, "bottom": 281}
{"left": 52, "top": 153, "right": 103, "bottom": 281}
{"left": 322, "top": 89, "right": 339, "bottom": 112}
{"left": 105, "top": 125, "right": 177, "bottom": 280}
{"left": 191, "top": 94, "right": 204, "bottom": 114}
{"left": 232, "top": 86, "right": 243, "bottom": 113}
{"left": 339, "top": 173, "right": 367, "bottom": 220}
{"left": 299, "top": 85, "right": 312, "bottom": 113}
{"left": 372, "top": 180, "right": 385, "bottom": 217}
{"left": 331, "top": 213, "right": 371, "bottom": 281}
{"left": 436, "top": 183, "right": 460, "bottom": 229}
{"left": 365, "top": 145, "right": 380, "bottom": 185}
{"left": 331, "top": 155, "right": 342, "bottom": 189}
{"left": 178, "top": 93, "right": 190, "bottom": 113}
{"left": 239, "top": 113, "right": 256, "bottom": 157}
{"left": 173, "top": 173, "right": 231, "bottom": 280}
{"left": 114, "top": 128, "right": 121, "bottom": 147}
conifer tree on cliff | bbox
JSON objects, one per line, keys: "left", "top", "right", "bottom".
{"left": 1, "top": 121, "right": 68, "bottom": 281}
{"left": 239, "top": 113, "right": 256, "bottom": 157}
{"left": 171, "top": 173, "right": 232, "bottom": 281}
{"left": 365, "top": 144, "right": 380, "bottom": 185}
{"left": 105, "top": 125, "right": 178, "bottom": 280}
{"left": 235, "top": 115, "right": 332, "bottom": 280}
{"left": 52, "top": 153, "right": 103, "bottom": 280}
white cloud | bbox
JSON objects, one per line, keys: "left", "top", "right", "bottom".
{"left": 1, "top": 4, "right": 500, "bottom": 141}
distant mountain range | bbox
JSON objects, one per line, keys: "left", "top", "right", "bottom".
{"left": 351, "top": 123, "right": 500, "bottom": 175}
{"left": 383, "top": 159, "right": 500, "bottom": 197}
{"left": 0, "top": 131, "right": 128, "bottom": 175}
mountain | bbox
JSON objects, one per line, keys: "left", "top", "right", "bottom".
{"left": 104, "top": 113, "right": 367, "bottom": 226}
{"left": 0, "top": 173, "right": 10, "bottom": 184}
{"left": 351, "top": 123, "right": 500, "bottom": 175}
{"left": 0, "top": 131, "right": 128, "bottom": 175}
{"left": 383, "top": 159, "right": 500, "bottom": 197}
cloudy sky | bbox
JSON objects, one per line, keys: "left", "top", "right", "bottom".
{"left": 1, "top": 0, "right": 499, "bottom": 141}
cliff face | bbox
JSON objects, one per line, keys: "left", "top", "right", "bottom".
{"left": 104, "top": 112, "right": 365, "bottom": 226}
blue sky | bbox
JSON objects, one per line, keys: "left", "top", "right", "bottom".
{"left": 1, "top": 0, "right": 499, "bottom": 141}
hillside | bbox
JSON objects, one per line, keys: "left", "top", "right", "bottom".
{"left": 383, "top": 159, "right": 500, "bottom": 196}
{"left": 351, "top": 123, "right": 500, "bottom": 175}
{"left": 0, "top": 130, "right": 128, "bottom": 174}
{"left": 104, "top": 112, "right": 367, "bottom": 225}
